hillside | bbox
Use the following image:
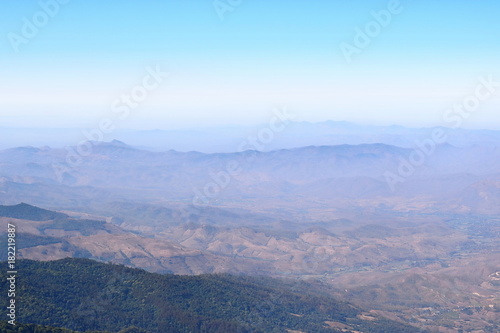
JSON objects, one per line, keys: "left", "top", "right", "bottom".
{"left": 0, "top": 203, "right": 273, "bottom": 275}
{"left": 0, "top": 321, "right": 115, "bottom": 333}
{"left": 2, "top": 203, "right": 498, "bottom": 331}
{"left": 0, "top": 202, "right": 67, "bottom": 221}
{"left": 0, "top": 258, "right": 423, "bottom": 333}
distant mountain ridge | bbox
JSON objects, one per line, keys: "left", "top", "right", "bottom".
{"left": 0, "top": 141, "right": 498, "bottom": 215}
{"left": 1, "top": 121, "right": 499, "bottom": 152}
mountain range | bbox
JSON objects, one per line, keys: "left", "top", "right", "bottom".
{"left": 0, "top": 139, "right": 499, "bottom": 217}
{"left": 2, "top": 121, "right": 500, "bottom": 152}
{"left": 0, "top": 128, "right": 499, "bottom": 332}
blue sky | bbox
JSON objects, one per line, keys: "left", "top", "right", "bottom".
{"left": 1, "top": 0, "right": 499, "bottom": 130}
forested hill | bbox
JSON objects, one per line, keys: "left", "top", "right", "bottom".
{"left": 0, "top": 321, "right": 150, "bottom": 333}
{"left": 0, "top": 202, "right": 67, "bottom": 221}
{"left": 0, "top": 258, "right": 424, "bottom": 333}
{"left": 0, "top": 321, "right": 111, "bottom": 333}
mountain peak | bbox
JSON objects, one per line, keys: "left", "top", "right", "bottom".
{"left": 0, "top": 203, "right": 67, "bottom": 221}
{"left": 109, "top": 139, "right": 129, "bottom": 147}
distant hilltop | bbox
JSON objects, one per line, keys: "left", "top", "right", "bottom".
{"left": 0, "top": 203, "right": 67, "bottom": 221}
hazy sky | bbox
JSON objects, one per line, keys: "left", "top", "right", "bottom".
{"left": 1, "top": 0, "right": 499, "bottom": 130}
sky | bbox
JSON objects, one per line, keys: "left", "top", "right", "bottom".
{"left": 1, "top": 0, "right": 499, "bottom": 130}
